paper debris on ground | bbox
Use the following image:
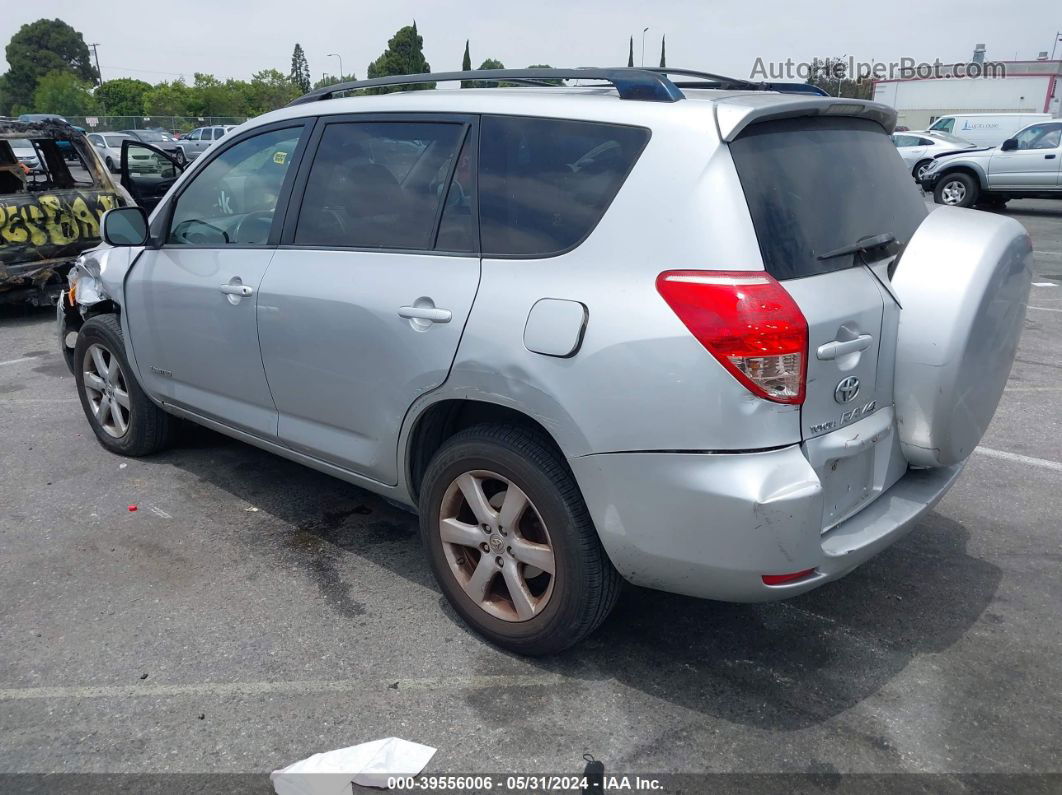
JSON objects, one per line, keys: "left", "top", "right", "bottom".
{"left": 271, "top": 737, "right": 436, "bottom": 793}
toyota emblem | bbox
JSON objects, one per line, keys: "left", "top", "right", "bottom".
{"left": 834, "top": 376, "right": 860, "bottom": 404}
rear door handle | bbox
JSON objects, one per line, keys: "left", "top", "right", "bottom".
{"left": 219, "top": 284, "right": 253, "bottom": 297}
{"left": 398, "top": 305, "right": 451, "bottom": 323}
{"left": 817, "top": 334, "right": 872, "bottom": 360}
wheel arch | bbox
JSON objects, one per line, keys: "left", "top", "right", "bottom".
{"left": 404, "top": 398, "right": 570, "bottom": 505}
{"left": 937, "top": 163, "right": 988, "bottom": 189}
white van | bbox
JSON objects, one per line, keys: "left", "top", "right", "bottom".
{"left": 927, "top": 113, "right": 1052, "bottom": 147}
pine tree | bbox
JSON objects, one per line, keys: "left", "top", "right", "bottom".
{"left": 627, "top": 37, "right": 634, "bottom": 67}
{"left": 461, "top": 40, "right": 472, "bottom": 88}
{"left": 289, "top": 43, "right": 311, "bottom": 93}
{"left": 366, "top": 22, "right": 434, "bottom": 93}
{"left": 660, "top": 35, "right": 666, "bottom": 68}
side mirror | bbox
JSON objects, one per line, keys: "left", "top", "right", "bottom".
{"left": 102, "top": 206, "right": 150, "bottom": 246}
{"left": 1000, "top": 138, "right": 1018, "bottom": 152}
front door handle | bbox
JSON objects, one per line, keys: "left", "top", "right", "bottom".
{"left": 398, "top": 305, "right": 451, "bottom": 323}
{"left": 817, "top": 334, "right": 872, "bottom": 360}
{"left": 1046, "top": 154, "right": 1057, "bottom": 159}
{"left": 219, "top": 283, "right": 253, "bottom": 297}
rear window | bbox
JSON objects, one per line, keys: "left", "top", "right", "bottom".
{"left": 479, "top": 116, "right": 649, "bottom": 258}
{"left": 729, "top": 117, "right": 927, "bottom": 280}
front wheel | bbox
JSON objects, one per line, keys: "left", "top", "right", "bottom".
{"left": 419, "top": 424, "right": 621, "bottom": 655}
{"left": 105, "top": 157, "right": 115, "bottom": 173}
{"left": 74, "top": 314, "right": 175, "bottom": 456}
{"left": 913, "top": 159, "right": 932, "bottom": 182}
{"left": 934, "top": 172, "right": 979, "bottom": 207}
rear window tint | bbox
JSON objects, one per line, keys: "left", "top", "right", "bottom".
{"left": 479, "top": 116, "right": 649, "bottom": 258}
{"left": 729, "top": 117, "right": 926, "bottom": 280}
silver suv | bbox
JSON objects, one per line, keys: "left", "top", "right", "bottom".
{"left": 58, "top": 68, "right": 1033, "bottom": 655}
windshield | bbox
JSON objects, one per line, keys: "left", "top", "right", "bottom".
{"left": 928, "top": 118, "right": 955, "bottom": 133}
{"left": 136, "top": 131, "right": 173, "bottom": 142}
{"left": 104, "top": 135, "right": 129, "bottom": 147}
{"left": 927, "top": 132, "right": 970, "bottom": 145}
{"left": 9, "top": 138, "right": 34, "bottom": 150}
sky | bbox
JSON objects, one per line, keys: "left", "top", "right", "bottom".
{"left": 1, "top": 0, "right": 1059, "bottom": 85}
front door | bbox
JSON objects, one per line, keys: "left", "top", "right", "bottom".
{"left": 988, "top": 122, "right": 1062, "bottom": 189}
{"left": 124, "top": 123, "right": 308, "bottom": 437}
{"left": 120, "top": 140, "right": 184, "bottom": 212}
{"left": 258, "top": 116, "right": 480, "bottom": 484}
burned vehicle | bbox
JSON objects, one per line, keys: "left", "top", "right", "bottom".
{"left": 0, "top": 119, "right": 133, "bottom": 304}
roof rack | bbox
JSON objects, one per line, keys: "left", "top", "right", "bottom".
{"left": 288, "top": 68, "right": 686, "bottom": 106}
{"left": 287, "top": 66, "right": 830, "bottom": 107}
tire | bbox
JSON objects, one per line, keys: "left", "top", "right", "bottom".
{"left": 105, "top": 157, "right": 115, "bottom": 173}
{"left": 419, "top": 424, "right": 621, "bottom": 655}
{"left": 175, "top": 149, "right": 186, "bottom": 166}
{"left": 933, "top": 172, "right": 978, "bottom": 207}
{"left": 74, "top": 314, "right": 175, "bottom": 457}
{"left": 913, "top": 159, "right": 932, "bottom": 182}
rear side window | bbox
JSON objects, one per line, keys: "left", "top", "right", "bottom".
{"left": 729, "top": 117, "right": 927, "bottom": 280}
{"left": 479, "top": 116, "right": 649, "bottom": 258}
{"left": 294, "top": 121, "right": 466, "bottom": 250}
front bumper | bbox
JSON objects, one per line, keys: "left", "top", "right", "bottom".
{"left": 570, "top": 429, "right": 964, "bottom": 602}
{"left": 919, "top": 171, "right": 940, "bottom": 192}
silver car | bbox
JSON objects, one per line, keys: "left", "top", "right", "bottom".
{"left": 921, "top": 120, "right": 1062, "bottom": 208}
{"left": 892, "top": 130, "right": 975, "bottom": 180}
{"left": 87, "top": 132, "right": 133, "bottom": 172}
{"left": 178, "top": 125, "right": 235, "bottom": 160}
{"left": 58, "top": 68, "right": 1033, "bottom": 655}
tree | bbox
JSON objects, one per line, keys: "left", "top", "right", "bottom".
{"left": 32, "top": 70, "right": 97, "bottom": 115}
{"left": 290, "top": 43, "right": 311, "bottom": 93}
{"left": 660, "top": 35, "right": 666, "bottom": 68}
{"left": 313, "top": 73, "right": 356, "bottom": 89}
{"left": 627, "top": 37, "right": 634, "bottom": 67}
{"left": 0, "top": 18, "right": 97, "bottom": 114}
{"left": 461, "top": 40, "right": 472, "bottom": 88}
{"left": 473, "top": 58, "right": 512, "bottom": 88}
{"left": 95, "top": 78, "right": 152, "bottom": 116}
{"left": 528, "top": 65, "right": 563, "bottom": 86}
{"left": 805, "top": 56, "right": 872, "bottom": 99}
{"left": 366, "top": 22, "right": 434, "bottom": 93}
{"left": 247, "top": 69, "right": 300, "bottom": 114}
{"left": 141, "top": 79, "right": 194, "bottom": 117}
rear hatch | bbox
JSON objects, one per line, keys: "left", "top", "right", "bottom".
{"left": 729, "top": 116, "right": 928, "bottom": 527}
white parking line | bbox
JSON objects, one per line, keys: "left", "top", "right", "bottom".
{"left": 0, "top": 673, "right": 571, "bottom": 702}
{"left": 1032, "top": 282, "right": 1058, "bottom": 287}
{"left": 0, "top": 356, "right": 40, "bottom": 368}
{"left": 975, "top": 446, "right": 1062, "bottom": 473}
{"left": 1027, "top": 305, "right": 1062, "bottom": 313}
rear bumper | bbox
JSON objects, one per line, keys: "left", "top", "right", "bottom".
{"left": 570, "top": 437, "right": 964, "bottom": 602}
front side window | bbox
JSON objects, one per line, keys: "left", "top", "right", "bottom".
{"left": 187, "top": 129, "right": 201, "bottom": 141}
{"left": 294, "top": 121, "right": 466, "bottom": 250}
{"left": 1013, "top": 123, "right": 1062, "bottom": 150}
{"left": 167, "top": 127, "right": 302, "bottom": 246}
{"left": 479, "top": 116, "right": 650, "bottom": 258}
{"left": 929, "top": 117, "right": 954, "bottom": 133}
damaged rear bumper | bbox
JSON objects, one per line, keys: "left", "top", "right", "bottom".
{"left": 569, "top": 428, "right": 964, "bottom": 602}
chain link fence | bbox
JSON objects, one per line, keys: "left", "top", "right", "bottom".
{"left": 62, "top": 115, "right": 248, "bottom": 134}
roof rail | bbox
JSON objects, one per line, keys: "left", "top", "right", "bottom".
{"left": 646, "top": 67, "right": 830, "bottom": 97}
{"left": 288, "top": 68, "right": 686, "bottom": 106}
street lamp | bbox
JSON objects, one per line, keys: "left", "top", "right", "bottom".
{"left": 641, "top": 27, "right": 649, "bottom": 67}
{"left": 327, "top": 53, "right": 343, "bottom": 80}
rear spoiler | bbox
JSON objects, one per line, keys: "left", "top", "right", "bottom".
{"left": 713, "top": 95, "right": 898, "bottom": 141}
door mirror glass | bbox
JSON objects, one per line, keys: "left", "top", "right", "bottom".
{"left": 102, "top": 206, "right": 149, "bottom": 246}
{"left": 1000, "top": 138, "right": 1017, "bottom": 152}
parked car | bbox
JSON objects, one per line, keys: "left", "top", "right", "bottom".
{"left": 8, "top": 137, "right": 43, "bottom": 173}
{"left": 60, "top": 68, "right": 1032, "bottom": 654}
{"left": 120, "top": 129, "right": 186, "bottom": 165}
{"left": 926, "top": 113, "right": 1052, "bottom": 148}
{"left": 892, "top": 131, "right": 977, "bottom": 180}
{"left": 87, "top": 132, "right": 133, "bottom": 172}
{"left": 1, "top": 119, "right": 132, "bottom": 305}
{"left": 177, "top": 125, "right": 236, "bottom": 160}
{"left": 921, "top": 119, "right": 1062, "bottom": 208}
{"left": 16, "top": 113, "right": 85, "bottom": 159}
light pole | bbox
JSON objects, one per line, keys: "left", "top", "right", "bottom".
{"left": 1051, "top": 32, "right": 1062, "bottom": 62}
{"left": 327, "top": 53, "right": 343, "bottom": 80}
{"left": 641, "top": 27, "right": 649, "bottom": 67}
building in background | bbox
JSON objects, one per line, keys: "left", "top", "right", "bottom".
{"left": 872, "top": 49, "right": 1061, "bottom": 130}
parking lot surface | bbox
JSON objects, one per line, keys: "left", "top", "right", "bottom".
{"left": 1, "top": 200, "right": 1061, "bottom": 788}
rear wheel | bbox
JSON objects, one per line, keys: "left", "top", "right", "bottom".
{"left": 74, "top": 314, "right": 175, "bottom": 457}
{"left": 934, "top": 172, "right": 978, "bottom": 207}
{"left": 419, "top": 424, "right": 621, "bottom": 655}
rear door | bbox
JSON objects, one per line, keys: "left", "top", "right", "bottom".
{"left": 257, "top": 114, "right": 479, "bottom": 485}
{"left": 730, "top": 116, "right": 927, "bottom": 526}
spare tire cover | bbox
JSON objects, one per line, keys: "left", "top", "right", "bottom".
{"left": 892, "top": 206, "right": 1032, "bottom": 467}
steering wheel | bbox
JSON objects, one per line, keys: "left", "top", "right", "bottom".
{"left": 230, "top": 210, "right": 275, "bottom": 244}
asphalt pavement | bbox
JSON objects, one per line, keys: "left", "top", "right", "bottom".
{"left": 1, "top": 199, "right": 1061, "bottom": 792}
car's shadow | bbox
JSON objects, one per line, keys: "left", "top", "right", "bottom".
{"left": 151, "top": 423, "right": 1001, "bottom": 732}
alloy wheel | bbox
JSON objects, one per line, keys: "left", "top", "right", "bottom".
{"left": 82, "top": 343, "right": 131, "bottom": 438}
{"left": 941, "top": 180, "right": 967, "bottom": 205}
{"left": 438, "top": 470, "right": 556, "bottom": 622}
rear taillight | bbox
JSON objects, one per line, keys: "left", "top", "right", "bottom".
{"left": 656, "top": 270, "right": 808, "bottom": 405}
